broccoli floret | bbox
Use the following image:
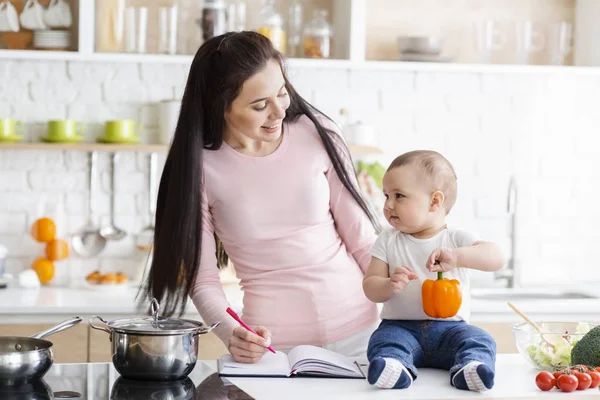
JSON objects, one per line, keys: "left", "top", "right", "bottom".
{"left": 571, "top": 325, "right": 600, "bottom": 367}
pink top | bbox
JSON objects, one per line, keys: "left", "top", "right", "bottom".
{"left": 190, "top": 115, "right": 379, "bottom": 349}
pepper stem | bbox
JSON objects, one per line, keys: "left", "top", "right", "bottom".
{"left": 437, "top": 271, "right": 444, "bottom": 280}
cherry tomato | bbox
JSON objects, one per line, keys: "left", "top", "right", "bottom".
{"left": 553, "top": 371, "right": 563, "bottom": 388}
{"left": 558, "top": 374, "right": 579, "bottom": 392}
{"left": 575, "top": 372, "right": 592, "bottom": 390}
{"left": 596, "top": 367, "right": 600, "bottom": 373}
{"left": 535, "top": 371, "right": 556, "bottom": 391}
{"left": 588, "top": 371, "right": 600, "bottom": 389}
{"left": 573, "top": 364, "right": 590, "bottom": 372}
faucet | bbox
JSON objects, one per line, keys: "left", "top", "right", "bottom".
{"left": 495, "top": 175, "right": 519, "bottom": 288}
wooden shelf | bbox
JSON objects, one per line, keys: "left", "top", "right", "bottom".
{"left": 1, "top": 48, "right": 599, "bottom": 74}
{"left": 0, "top": 143, "right": 169, "bottom": 152}
{"left": 0, "top": 142, "right": 381, "bottom": 155}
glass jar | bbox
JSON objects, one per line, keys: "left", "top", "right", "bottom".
{"left": 199, "top": 0, "right": 227, "bottom": 42}
{"left": 257, "top": 0, "right": 286, "bottom": 53}
{"left": 303, "top": 9, "right": 333, "bottom": 59}
{"left": 287, "top": 0, "right": 303, "bottom": 57}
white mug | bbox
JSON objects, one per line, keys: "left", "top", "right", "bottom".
{"left": 20, "top": 0, "right": 48, "bottom": 30}
{"left": 0, "top": 0, "right": 19, "bottom": 32}
{"left": 44, "top": 0, "right": 72, "bottom": 28}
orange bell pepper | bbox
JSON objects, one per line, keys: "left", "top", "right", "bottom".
{"left": 422, "top": 271, "right": 462, "bottom": 318}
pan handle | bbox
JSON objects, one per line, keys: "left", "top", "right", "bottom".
{"left": 30, "top": 317, "right": 83, "bottom": 340}
{"left": 89, "top": 316, "right": 112, "bottom": 335}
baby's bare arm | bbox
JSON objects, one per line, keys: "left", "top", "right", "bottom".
{"left": 456, "top": 241, "right": 505, "bottom": 272}
{"left": 363, "top": 256, "right": 394, "bottom": 303}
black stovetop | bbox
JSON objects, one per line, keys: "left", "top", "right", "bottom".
{"left": 0, "top": 361, "right": 254, "bottom": 399}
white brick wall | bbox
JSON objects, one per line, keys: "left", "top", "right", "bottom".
{"left": 1, "top": 59, "right": 599, "bottom": 287}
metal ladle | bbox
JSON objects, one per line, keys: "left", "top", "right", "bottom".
{"left": 136, "top": 152, "right": 157, "bottom": 251}
{"left": 100, "top": 152, "right": 126, "bottom": 241}
{"left": 72, "top": 152, "right": 107, "bottom": 258}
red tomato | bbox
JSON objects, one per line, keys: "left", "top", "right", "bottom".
{"left": 596, "top": 367, "right": 600, "bottom": 373}
{"left": 553, "top": 371, "right": 563, "bottom": 388}
{"left": 588, "top": 371, "right": 600, "bottom": 389}
{"left": 558, "top": 374, "right": 579, "bottom": 392}
{"left": 572, "top": 364, "right": 590, "bottom": 372}
{"left": 535, "top": 371, "right": 556, "bottom": 391}
{"left": 575, "top": 372, "right": 592, "bottom": 390}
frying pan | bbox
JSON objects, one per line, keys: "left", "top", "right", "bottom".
{"left": 0, "top": 317, "right": 82, "bottom": 385}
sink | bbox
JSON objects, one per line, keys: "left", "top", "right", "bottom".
{"left": 471, "top": 288, "right": 598, "bottom": 301}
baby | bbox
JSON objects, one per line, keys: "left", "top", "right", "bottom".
{"left": 362, "top": 150, "right": 505, "bottom": 392}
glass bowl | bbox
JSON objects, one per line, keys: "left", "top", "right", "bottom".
{"left": 512, "top": 321, "right": 596, "bottom": 371}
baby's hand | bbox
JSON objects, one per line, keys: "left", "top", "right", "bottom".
{"left": 389, "top": 266, "right": 419, "bottom": 294}
{"left": 427, "top": 248, "right": 457, "bottom": 272}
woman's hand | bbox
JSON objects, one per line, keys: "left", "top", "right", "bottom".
{"left": 228, "top": 326, "right": 272, "bottom": 363}
{"left": 426, "top": 248, "right": 457, "bottom": 272}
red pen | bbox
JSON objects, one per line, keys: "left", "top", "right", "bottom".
{"left": 226, "top": 307, "right": 276, "bottom": 354}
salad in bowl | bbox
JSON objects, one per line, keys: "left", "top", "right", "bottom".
{"left": 512, "top": 321, "right": 595, "bottom": 371}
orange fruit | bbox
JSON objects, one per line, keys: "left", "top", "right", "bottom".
{"left": 31, "top": 258, "right": 55, "bottom": 285}
{"left": 45, "top": 239, "right": 69, "bottom": 261}
{"left": 30, "top": 218, "right": 56, "bottom": 243}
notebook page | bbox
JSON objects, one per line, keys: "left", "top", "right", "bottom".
{"left": 218, "top": 351, "right": 291, "bottom": 376}
{"left": 287, "top": 345, "right": 362, "bottom": 376}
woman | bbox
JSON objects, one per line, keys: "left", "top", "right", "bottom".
{"left": 144, "top": 31, "right": 380, "bottom": 363}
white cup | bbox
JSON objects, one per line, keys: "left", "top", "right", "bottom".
{"left": 0, "top": 0, "right": 19, "bottom": 32}
{"left": 20, "top": 0, "right": 48, "bottom": 30}
{"left": 44, "top": 0, "right": 72, "bottom": 28}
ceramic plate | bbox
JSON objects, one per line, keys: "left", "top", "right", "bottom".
{"left": 41, "top": 136, "right": 85, "bottom": 144}
{"left": 97, "top": 137, "right": 141, "bottom": 144}
{"left": 0, "top": 135, "right": 24, "bottom": 143}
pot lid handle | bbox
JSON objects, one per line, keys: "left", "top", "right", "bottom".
{"left": 150, "top": 298, "right": 160, "bottom": 322}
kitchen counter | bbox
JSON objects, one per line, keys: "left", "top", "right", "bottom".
{"left": 5, "top": 354, "right": 599, "bottom": 399}
{"left": 0, "top": 284, "right": 244, "bottom": 323}
{"left": 0, "top": 285, "right": 598, "bottom": 324}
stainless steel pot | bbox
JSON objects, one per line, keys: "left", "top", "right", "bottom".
{"left": 0, "top": 318, "right": 82, "bottom": 385}
{"left": 90, "top": 298, "right": 219, "bottom": 381}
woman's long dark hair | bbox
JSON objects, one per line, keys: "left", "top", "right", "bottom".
{"left": 143, "top": 31, "right": 379, "bottom": 317}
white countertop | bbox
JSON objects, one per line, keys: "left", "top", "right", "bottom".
{"left": 0, "top": 284, "right": 244, "bottom": 323}
{"left": 0, "top": 285, "right": 598, "bottom": 324}
{"left": 209, "top": 354, "right": 600, "bottom": 399}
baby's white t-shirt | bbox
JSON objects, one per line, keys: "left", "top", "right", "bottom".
{"left": 371, "top": 227, "right": 480, "bottom": 323}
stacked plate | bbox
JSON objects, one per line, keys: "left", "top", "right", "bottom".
{"left": 33, "top": 30, "right": 71, "bottom": 50}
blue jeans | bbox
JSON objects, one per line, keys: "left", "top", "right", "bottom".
{"left": 367, "top": 320, "right": 496, "bottom": 382}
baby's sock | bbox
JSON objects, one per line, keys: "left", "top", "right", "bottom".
{"left": 451, "top": 361, "right": 494, "bottom": 392}
{"left": 367, "top": 357, "right": 413, "bottom": 389}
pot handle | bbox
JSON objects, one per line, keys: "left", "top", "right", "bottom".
{"left": 89, "top": 316, "right": 112, "bottom": 335}
{"left": 196, "top": 321, "right": 220, "bottom": 335}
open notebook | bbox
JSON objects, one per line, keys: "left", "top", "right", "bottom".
{"left": 217, "top": 345, "right": 365, "bottom": 379}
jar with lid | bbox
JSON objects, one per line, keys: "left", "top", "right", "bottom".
{"left": 199, "top": 0, "right": 227, "bottom": 42}
{"left": 257, "top": 0, "right": 286, "bottom": 53}
{"left": 303, "top": 9, "right": 333, "bottom": 58}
